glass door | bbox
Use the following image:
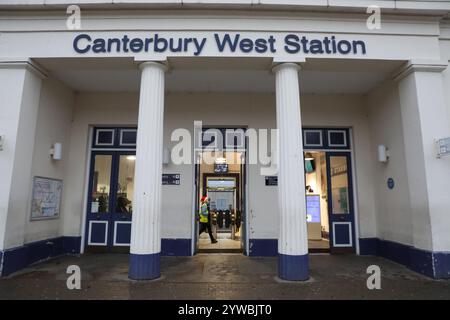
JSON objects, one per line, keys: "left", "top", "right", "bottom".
{"left": 326, "top": 152, "right": 355, "bottom": 253}
{"left": 85, "top": 151, "right": 135, "bottom": 252}
{"left": 86, "top": 152, "right": 114, "bottom": 251}
{"left": 110, "top": 152, "right": 135, "bottom": 252}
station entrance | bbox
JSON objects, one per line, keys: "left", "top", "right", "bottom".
{"left": 84, "top": 127, "right": 137, "bottom": 253}
{"left": 195, "top": 151, "right": 246, "bottom": 253}
{"left": 304, "top": 128, "right": 356, "bottom": 254}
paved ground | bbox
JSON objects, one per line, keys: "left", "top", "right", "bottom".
{"left": 0, "top": 253, "right": 449, "bottom": 299}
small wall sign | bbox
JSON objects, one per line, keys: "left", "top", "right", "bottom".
{"left": 436, "top": 137, "right": 450, "bottom": 158}
{"left": 387, "top": 177, "right": 395, "bottom": 190}
{"left": 265, "top": 176, "right": 278, "bottom": 186}
{"left": 162, "top": 174, "right": 180, "bottom": 185}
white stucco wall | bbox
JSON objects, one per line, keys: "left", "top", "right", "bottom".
{"left": 366, "top": 80, "right": 414, "bottom": 246}
{"left": 439, "top": 38, "right": 450, "bottom": 132}
{"left": 0, "top": 66, "right": 44, "bottom": 250}
{"left": 60, "top": 91, "right": 377, "bottom": 250}
{"left": 24, "top": 78, "right": 75, "bottom": 243}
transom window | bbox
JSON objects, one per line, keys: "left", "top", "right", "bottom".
{"left": 302, "top": 128, "right": 350, "bottom": 150}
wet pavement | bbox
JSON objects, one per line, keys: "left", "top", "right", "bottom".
{"left": 0, "top": 253, "right": 449, "bottom": 299}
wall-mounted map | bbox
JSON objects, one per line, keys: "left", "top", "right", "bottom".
{"left": 31, "top": 176, "right": 63, "bottom": 220}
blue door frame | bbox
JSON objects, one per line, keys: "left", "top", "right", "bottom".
{"left": 325, "top": 152, "right": 356, "bottom": 253}
{"left": 85, "top": 150, "right": 135, "bottom": 252}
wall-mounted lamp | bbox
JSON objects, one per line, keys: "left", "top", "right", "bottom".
{"left": 162, "top": 147, "right": 170, "bottom": 165}
{"left": 50, "top": 142, "right": 62, "bottom": 160}
{"left": 377, "top": 144, "right": 390, "bottom": 163}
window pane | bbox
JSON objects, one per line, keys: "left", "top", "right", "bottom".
{"left": 91, "top": 155, "right": 112, "bottom": 213}
{"left": 304, "top": 130, "right": 322, "bottom": 146}
{"left": 96, "top": 129, "right": 114, "bottom": 145}
{"left": 330, "top": 156, "right": 349, "bottom": 214}
{"left": 116, "top": 155, "right": 135, "bottom": 214}
{"left": 120, "top": 129, "right": 137, "bottom": 145}
{"left": 328, "top": 130, "right": 347, "bottom": 147}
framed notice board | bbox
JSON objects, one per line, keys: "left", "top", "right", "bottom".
{"left": 30, "top": 176, "right": 63, "bottom": 220}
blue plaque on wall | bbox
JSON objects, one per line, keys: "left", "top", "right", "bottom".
{"left": 387, "top": 177, "right": 395, "bottom": 190}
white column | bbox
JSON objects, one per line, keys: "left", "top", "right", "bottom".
{"left": 129, "top": 61, "right": 166, "bottom": 280}
{"left": 273, "top": 62, "right": 309, "bottom": 281}
{"left": 394, "top": 61, "right": 450, "bottom": 278}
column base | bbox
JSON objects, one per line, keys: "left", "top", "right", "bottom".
{"left": 129, "top": 252, "right": 161, "bottom": 280}
{"left": 278, "top": 253, "right": 309, "bottom": 281}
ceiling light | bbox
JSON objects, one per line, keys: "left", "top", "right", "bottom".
{"left": 304, "top": 152, "right": 314, "bottom": 161}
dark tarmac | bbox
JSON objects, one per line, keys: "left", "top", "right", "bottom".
{"left": 0, "top": 253, "right": 449, "bottom": 299}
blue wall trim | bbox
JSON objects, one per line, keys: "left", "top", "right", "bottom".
{"left": 161, "top": 238, "right": 191, "bottom": 256}
{"left": 378, "top": 239, "right": 410, "bottom": 266}
{"left": 359, "top": 238, "right": 450, "bottom": 279}
{"left": 278, "top": 253, "right": 309, "bottom": 281}
{"left": 249, "top": 239, "right": 278, "bottom": 256}
{"left": 358, "top": 238, "right": 378, "bottom": 256}
{"left": 63, "top": 236, "right": 82, "bottom": 254}
{"left": 129, "top": 252, "right": 160, "bottom": 280}
{"left": 409, "top": 247, "right": 434, "bottom": 278}
{"left": 0, "top": 236, "right": 81, "bottom": 277}
{"left": 433, "top": 252, "right": 450, "bottom": 279}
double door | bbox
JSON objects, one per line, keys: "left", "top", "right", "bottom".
{"left": 85, "top": 151, "right": 135, "bottom": 252}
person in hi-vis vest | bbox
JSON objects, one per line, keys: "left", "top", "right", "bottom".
{"left": 199, "top": 196, "right": 217, "bottom": 244}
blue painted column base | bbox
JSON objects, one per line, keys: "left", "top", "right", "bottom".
{"left": 278, "top": 253, "right": 309, "bottom": 281}
{"left": 129, "top": 252, "right": 161, "bottom": 280}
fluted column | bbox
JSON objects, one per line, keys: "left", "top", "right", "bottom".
{"left": 129, "top": 61, "right": 167, "bottom": 280}
{"left": 273, "top": 62, "right": 309, "bottom": 281}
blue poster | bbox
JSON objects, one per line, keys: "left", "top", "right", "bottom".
{"left": 306, "top": 195, "right": 321, "bottom": 223}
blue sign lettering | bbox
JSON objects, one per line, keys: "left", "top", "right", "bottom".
{"left": 73, "top": 33, "right": 367, "bottom": 56}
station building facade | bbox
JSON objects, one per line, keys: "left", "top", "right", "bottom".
{"left": 0, "top": 0, "right": 450, "bottom": 280}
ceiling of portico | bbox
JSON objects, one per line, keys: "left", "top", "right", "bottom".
{"left": 35, "top": 57, "right": 404, "bottom": 94}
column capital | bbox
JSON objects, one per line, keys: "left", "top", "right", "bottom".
{"left": 0, "top": 59, "right": 48, "bottom": 79}
{"left": 272, "top": 62, "right": 302, "bottom": 74}
{"left": 137, "top": 61, "right": 168, "bottom": 73}
{"left": 272, "top": 56, "right": 305, "bottom": 73}
{"left": 393, "top": 60, "right": 448, "bottom": 82}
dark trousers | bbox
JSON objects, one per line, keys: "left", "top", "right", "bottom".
{"left": 199, "top": 222, "right": 215, "bottom": 242}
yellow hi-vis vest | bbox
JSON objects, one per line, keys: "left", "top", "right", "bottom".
{"left": 200, "top": 203, "right": 208, "bottom": 223}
